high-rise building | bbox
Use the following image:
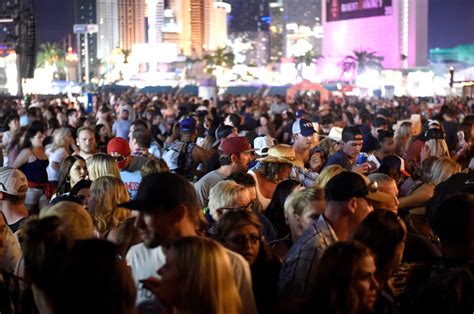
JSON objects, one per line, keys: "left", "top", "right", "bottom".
{"left": 118, "top": 0, "right": 146, "bottom": 50}
{"left": 145, "top": 0, "right": 165, "bottom": 43}
{"left": 269, "top": 0, "right": 284, "bottom": 61}
{"left": 97, "top": 0, "right": 120, "bottom": 59}
{"left": 169, "top": 0, "right": 228, "bottom": 55}
{"left": 284, "top": 0, "right": 321, "bottom": 27}
{"left": 226, "top": 0, "right": 270, "bottom": 33}
{"left": 322, "top": 0, "right": 428, "bottom": 70}
{"left": 74, "top": 0, "right": 98, "bottom": 80}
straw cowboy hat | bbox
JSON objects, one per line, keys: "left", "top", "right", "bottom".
{"left": 257, "top": 144, "right": 304, "bottom": 168}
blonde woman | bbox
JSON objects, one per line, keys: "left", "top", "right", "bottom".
{"left": 87, "top": 153, "right": 120, "bottom": 181}
{"left": 88, "top": 176, "right": 131, "bottom": 241}
{"left": 142, "top": 236, "right": 242, "bottom": 314}
{"left": 284, "top": 186, "right": 325, "bottom": 242}
{"left": 395, "top": 121, "right": 413, "bottom": 158}
{"left": 314, "top": 164, "right": 345, "bottom": 188}
{"left": 46, "top": 128, "right": 74, "bottom": 185}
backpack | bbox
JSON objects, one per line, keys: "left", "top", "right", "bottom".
{"left": 162, "top": 141, "right": 195, "bottom": 179}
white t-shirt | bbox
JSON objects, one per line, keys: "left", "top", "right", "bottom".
{"left": 126, "top": 242, "right": 258, "bottom": 314}
{"left": 46, "top": 147, "right": 69, "bottom": 181}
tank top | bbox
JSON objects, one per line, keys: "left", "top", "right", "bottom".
{"left": 20, "top": 150, "right": 49, "bottom": 183}
{"left": 248, "top": 170, "right": 272, "bottom": 210}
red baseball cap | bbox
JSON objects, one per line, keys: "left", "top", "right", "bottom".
{"left": 107, "top": 137, "right": 131, "bottom": 156}
{"left": 220, "top": 136, "right": 254, "bottom": 155}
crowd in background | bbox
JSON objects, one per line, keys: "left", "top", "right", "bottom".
{"left": 0, "top": 91, "right": 473, "bottom": 314}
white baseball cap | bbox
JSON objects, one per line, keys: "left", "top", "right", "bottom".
{"left": 253, "top": 135, "right": 275, "bottom": 156}
{"left": 0, "top": 167, "right": 28, "bottom": 196}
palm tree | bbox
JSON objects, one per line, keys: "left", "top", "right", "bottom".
{"left": 120, "top": 48, "right": 131, "bottom": 64}
{"left": 340, "top": 49, "right": 384, "bottom": 79}
{"left": 36, "top": 42, "right": 66, "bottom": 70}
{"left": 294, "top": 51, "right": 323, "bottom": 80}
{"left": 203, "top": 46, "right": 235, "bottom": 73}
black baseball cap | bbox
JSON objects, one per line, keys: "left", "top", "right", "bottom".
{"left": 325, "top": 172, "right": 392, "bottom": 203}
{"left": 120, "top": 172, "right": 198, "bottom": 212}
{"left": 342, "top": 126, "right": 363, "bottom": 142}
{"left": 212, "top": 124, "right": 235, "bottom": 148}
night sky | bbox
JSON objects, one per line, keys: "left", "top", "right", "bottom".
{"left": 35, "top": 0, "right": 474, "bottom": 49}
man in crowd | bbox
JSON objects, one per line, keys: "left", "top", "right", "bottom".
{"left": 74, "top": 126, "right": 98, "bottom": 160}
{"left": 130, "top": 127, "right": 154, "bottom": 160}
{"left": 113, "top": 108, "right": 133, "bottom": 141}
{"left": 278, "top": 171, "right": 390, "bottom": 298}
{"left": 194, "top": 136, "right": 254, "bottom": 209}
{"left": 66, "top": 109, "right": 79, "bottom": 138}
{"left": 163, "top": 117, "right": 211, "bottom": 181}
{"left": 0, "top": 167, "right": 29, "bottom": 234}
{"left": 107, "top": 137, "right": 147, "bottom": 199}
{"left": 290, "top": 119, "right": 321, "bottom": 187}
{"left": 324, "top": 125, "right": 369, "bottom": 174}
{"left": 124, "top": 172, "right": 257, "bottom": 314}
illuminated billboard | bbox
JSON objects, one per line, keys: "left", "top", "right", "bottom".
{"left": 326, "top": 0, "right": 392, "bottom": 22}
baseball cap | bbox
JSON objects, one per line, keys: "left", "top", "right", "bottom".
{"left": 425, "top": 128, "right": 445, "bottom": 140}
{"left": 378, "top": 155, "right": 411, "bottom": 177}
{"left": 295, "top": 109, "right": 306, "bottom": 118}
{"left": 342, "top": 126, "right": 363, "bottom": 142}
{"left": 0, "top": 167, "right": 28, "bottom": 196}
{"left": 179, "top": 117, "right": 197, "bottom": 132}
{"left": 107, "top": 137, "right": 131, "bottom": 157}
{"left": 120, "top": 172, "right": 197, "bottom": 212}
{"left": 292, "top": 119, "right": 317, "bottom": 136}
{"left": 325, "top": 171, "right": 392, "bottom": 203}
{"left": 220, "top": 136, "right": 254, "bottom": 155}
{"left": 254, "top": 135, "right": 275, "bottom": 156}
{"left": 212, "top": 124, "right": 236, "bottom": 148}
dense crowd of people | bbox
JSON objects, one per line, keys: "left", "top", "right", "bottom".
{"left": 0, "top": 91, "right": 473, "bottom": 314}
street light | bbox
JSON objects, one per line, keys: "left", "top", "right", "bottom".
{"left": 449, "top": 66, "right": 454, "bottom": 88}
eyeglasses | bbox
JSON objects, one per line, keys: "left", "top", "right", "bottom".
{"left": 227, "top": 234, "right": 262, "bottom": 247}
{"left": 220, "top": 201, "right": 254, "bottom": 213}
{"left": 112, "top": 154, "right": 127, "bottom": 162}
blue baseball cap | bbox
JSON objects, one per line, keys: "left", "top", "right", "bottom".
{"left": 292, "top": 119, "right": 317, "bottom": 137}
{"left": 179, "top": 117, "right": 197, "bottom": 132}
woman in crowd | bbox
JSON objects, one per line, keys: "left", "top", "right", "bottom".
{"left": 352, "top": 210, "right": 407, "bottom": 314}
{"left": 46, "top": 128, "right": 74, "bottom": 187}
{"left": 264, "top": 179, "right": 301, "bottom": 241}
{"left": 88, "top": 176, "right": 131, "bottom": 241}
{"left": 5, "top": 126, "right": 27, "bottom": 167}
{"left": 284, "top": 186, "right": 325, "bottom": 243}
{"left": 53, "top": 155, "right": 89, "bottom": 199}
{"left": 215, "top": 210, "right": 280, "bottom": 314}
{"left": 87, "top": 153, "right": 120, "bottom": 181}
{"left": 399, "top": 157, "right": 460, "bottom": 239}
{"left": 248, "top": 144, "right": 303, "bottom": 210}
{"left": 304, "top": 241, "right": 379, "bottom": 314}
{"left": 54, "top": 239, "right": 136, "bottom": 314}
{"left": 142, "top": 236, "right": 242, "bottom": 314}
{"left": 313, "top": 164, "right": 345, "bottom": 188}
{"left": 94, "top": 123, "right": 112, "bottom": 153}
{"left": 256, "top": 114, "right": 276, "bottom": 138}
{"left": 395, "top": 121, "right": 413, "bottom": 160}
{"left": 12, "top": 123, "right": 50, "bottom": 211}
{"left": 424, "top": 128, "right": 450, "bottom": 159}
{"left": 2, "top": 113, "right": 19, "bottom": 153}
{"left": 140, "top": 158, "right": 170, "bottom": 177}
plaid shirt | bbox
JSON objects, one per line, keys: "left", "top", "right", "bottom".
{"left": 290, "top": 166, "right": 318, "bottom": 187}
{"left": 278, "top": 215, "right": 338, "bottom": 298}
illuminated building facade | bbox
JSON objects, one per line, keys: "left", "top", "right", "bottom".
{"left": 74, "top": 0, "right": 98, "bottom": 79}
{"left": 119, "top": 0, "right": 146, "bottom": 50}
{"left": 97, "top": 0, "right": 120, "bottom": 59}
{"left": 145, "top": 0, "right": 165, "bottom": 43}
{"left": 322, "top": 0, "right": 428, "bottom": 70}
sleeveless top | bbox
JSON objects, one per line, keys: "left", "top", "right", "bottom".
{"left": 20, "top": 150, "right": 49, "bottom": 184}
{"left": 248, "top": 170, "right": 272, "bottom": 210}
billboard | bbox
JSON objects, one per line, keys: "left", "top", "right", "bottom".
{"left": 326, "top": 0, "right": 392, "bottom": 22}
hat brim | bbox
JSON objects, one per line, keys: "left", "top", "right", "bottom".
{"left": 212, "top": 139, "right": 221, "bottom": 148}
{"left": 119, "top": 200, "right": 155, "bottom": 212}
{"left": 257, "top": 156, "right": 304, "bottom": 168}
{"left": 401, "top": 169, "right": 411, "bottom": 177}
{"left": 299, "top": 129, "right": 317, "bottom": 137}
{"left": 365, "top": 191, "right": 393, "bottom": 203}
